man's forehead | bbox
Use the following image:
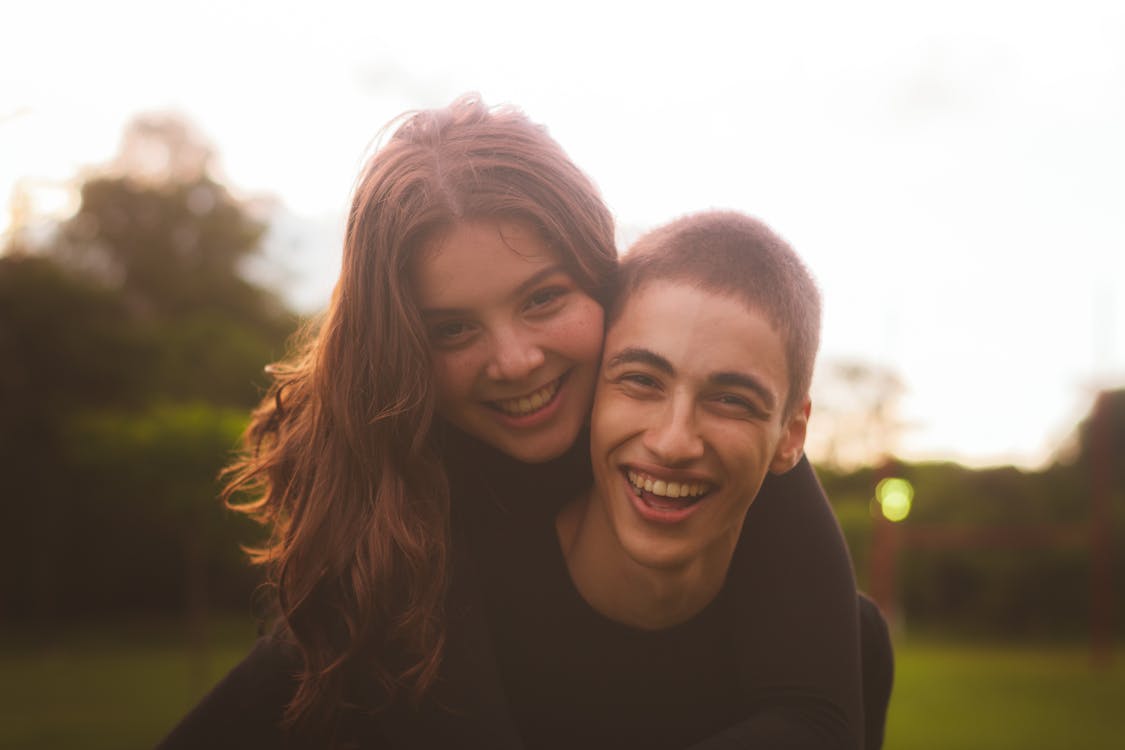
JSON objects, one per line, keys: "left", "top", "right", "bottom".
{"left": 608, "top": 279, "right": 774, "bottom": 336}
{"left": 604, "top": 282, "right": 789, "bottom": 393}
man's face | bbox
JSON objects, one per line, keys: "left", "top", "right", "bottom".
{"left": 589, "top": 280, "right": 809, "bottom": 573}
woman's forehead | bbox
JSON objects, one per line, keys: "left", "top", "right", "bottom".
{"left": 411, "top": 219, "right": 564, "bottom": 308}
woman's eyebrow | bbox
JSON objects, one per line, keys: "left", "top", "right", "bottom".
{"left": 511, "top": 265, "right": 569, "bottom": 296}
{"left": 605, "top": 347, "right": 674, "bottom": 375}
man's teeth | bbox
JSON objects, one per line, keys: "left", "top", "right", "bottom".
{"left": 627, "top": 470, "right": 710, "bottom": 499}
{"left": 494, "top": 379, "right": 560, "bottom": 416}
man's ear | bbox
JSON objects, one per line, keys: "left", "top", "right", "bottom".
{"left": 769, "top": 397, "right": 810, "bottom": 475}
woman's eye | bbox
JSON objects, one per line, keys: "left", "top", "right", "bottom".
{"left": 525, "top": 286, "right": 567, "bottom": 312}
{"left": 431, "top": 321, "right": 473, "bottom": 343}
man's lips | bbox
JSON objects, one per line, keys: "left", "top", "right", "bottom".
{"left": 625, "top": 468, "right": 713, "bottom": 501}
{"left": 621, "top": 466, "right": 716, "bottom": 521}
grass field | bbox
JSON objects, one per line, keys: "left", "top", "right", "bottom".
{"left": 2, "top": 618, "right": 1123, "bottom": 749}
{"left": 885, "top": 639, "right": 1123, "bottom": 749}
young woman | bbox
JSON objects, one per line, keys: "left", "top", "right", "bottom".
{"left": 160, "top": 95, "right": 888, "bottom": 749}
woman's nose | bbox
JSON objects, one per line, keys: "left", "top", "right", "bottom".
{"left": 485, "top": 327, "right": 546, "bottom": 382}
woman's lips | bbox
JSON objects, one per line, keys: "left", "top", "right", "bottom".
{"left": 488, "top": 375, "right": 564, "bottom": 417}
{"left": 484, "top": 372, "right": 569, "bottom": 429}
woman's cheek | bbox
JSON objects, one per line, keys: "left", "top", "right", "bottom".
{"left": 430, "top": 348, "right": 476, "bottom": 410}
{"left": 556, "top": 297, "right": 605, "bottom": 369}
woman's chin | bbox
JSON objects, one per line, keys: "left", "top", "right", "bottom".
{"left": 488, "top": 427, "right": 578, "bottom": 464}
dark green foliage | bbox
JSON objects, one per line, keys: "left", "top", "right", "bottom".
{"left": 53, "top": 174, "right": 296, "bottom": 407}
{"left": 61, "top": 177, "right": 268, "bottom": 319}
{"left": 821, "top": 398, "right": 1125, "bottom": 637}
{"left": 57, "top": 404, "right": 265, "bottom": 615}
{"left": 1, "top": 122, "right": 296, "bottom": 621}
{"left": 1069, "top": 390, "right": 1125, "bottom": 489}
{"left": 0, "top": 254, "right": 156, "bottom": 422}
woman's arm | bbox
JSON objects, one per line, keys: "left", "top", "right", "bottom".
{"left": 689, "top": 456, "right": 870, "bottom": 750}
{"left": 156, "top": 636, "right": 299, "bottom": 749}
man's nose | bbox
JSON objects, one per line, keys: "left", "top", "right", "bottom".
{"left": 642, "top": 398, "right": 704, "bottom": 465}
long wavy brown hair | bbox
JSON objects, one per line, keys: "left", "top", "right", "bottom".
{"left": 223, "top": 95, "right": 617, "bottom": 737}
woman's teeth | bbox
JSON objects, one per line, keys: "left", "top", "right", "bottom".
{"left": 627, "top": 470, "right": 710, "bottom": 500}
{"left": 493, "top": 378, "right": 561, "bottom": 417}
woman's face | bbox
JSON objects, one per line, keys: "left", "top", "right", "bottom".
{"left": 411, "top": 218, "right": 605, "bottom": 463}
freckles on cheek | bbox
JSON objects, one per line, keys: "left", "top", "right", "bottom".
{"left": 567, "top": 319, "right": 607, "bottom": 363}
{"left": 429, "top": 354, "right": 467, "bottom": 405}
{"left": 557, "top": 299, "right": 605, "bottom": 346}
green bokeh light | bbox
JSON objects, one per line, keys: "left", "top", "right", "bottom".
{"left": 876, "top": 477, "right": 914, "bottom": 522}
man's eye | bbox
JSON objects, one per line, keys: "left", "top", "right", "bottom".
{"left": 621, "top": 372, "right": 660, "bottom": 389}
{"left": 714, "top": 394, "right": 765, "bottom": 417}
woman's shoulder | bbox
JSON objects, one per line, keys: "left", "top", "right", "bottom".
{"left": 156, "top": 635, "right": 301, "bottom": 749}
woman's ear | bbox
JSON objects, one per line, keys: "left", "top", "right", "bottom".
{"left": 769, "top": 397, "right": 810, "bottom": 475}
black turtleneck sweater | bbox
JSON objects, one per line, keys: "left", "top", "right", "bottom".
{"left": 443, "top": 426, "right": 872, "bottom": 750}
{"left": 158, "top": 425, "right": 883, "bottom": 750}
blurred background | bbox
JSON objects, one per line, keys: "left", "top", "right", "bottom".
{"left": 2, "top": 1, "right": 1122, "bottom": 748}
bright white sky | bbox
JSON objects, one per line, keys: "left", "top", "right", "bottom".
{"left": 3, "top": 0, "right": 1123, "bottom": 468}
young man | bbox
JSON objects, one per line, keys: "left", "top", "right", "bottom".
{"left": 558, "top": 210, "right": 818, "bottom": 633}
{"left": 495, "top": 210, "right": 888, "bottom": 749}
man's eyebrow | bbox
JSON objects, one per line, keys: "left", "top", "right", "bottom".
{"left": 419, "top": 265, "right": 568, "bottom": 317}
{"left": 710, "top": 371, "right": 777, "bottom": 410}
{"left": 605, "top": 347, "right": 675, "bottom": 375}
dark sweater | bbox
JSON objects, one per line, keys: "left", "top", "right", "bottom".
{"left": 481, "top": 508, "right": 743, "bottom": 749}
{"left": 158, "top": 427, "right": 884, "bottom": 749}
{"left": 446, "top": 427, "right": 868, "bottom": 749}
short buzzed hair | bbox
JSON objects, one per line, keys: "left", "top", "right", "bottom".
{"left": 610, "top": 210, "right": 821, "bottom": 416}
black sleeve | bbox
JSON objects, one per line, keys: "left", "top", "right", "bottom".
{"left": 688, "top": 456, "right": 866, "bottom": 750}
{"left": 156, "top": 636, "right": 299, "bottom": 750}
{"left": 685, "top": 698, "right": 846, "bottom": 750}
{"left": 858, "top": 593, "right": 894, "bottom": 750}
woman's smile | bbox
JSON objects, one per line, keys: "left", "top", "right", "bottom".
{"left": 487, "top": 372, "right": 566, "bottom": 418}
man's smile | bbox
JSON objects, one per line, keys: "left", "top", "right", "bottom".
{"left": 625, "top": 469, "right": 713, "bottom": 501}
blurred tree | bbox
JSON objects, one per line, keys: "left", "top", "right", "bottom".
{"left": 808, "top": 359, "right": 908, "bottom": 469}
{"left": 819, "top": 399, "right": 1125, "bottom": 637}
{"left": 63, "top": 404, "right": 260, "bottom": 648}
{"left": 111, "top": 113, "right": 215, "bottom": 186}
{"left": 1064, "top": 389, "right": 1125, "bottom": 482}
{"left": 0, "top": 255, "right": 154, "bottom": 422}
{"left": 58, "top": 177, "right": 270, "bottom": 322}
{"left": 45, "top": 113, "right": 294, "bottom": 406}
{"left": 63, "top": 404, "right": 251, "bottom": 585}
{"left": 0, "top": 113, "right": 295, "bottom": 622}
{"left": 0, "top": 255, "right": 157, "bottom": 618}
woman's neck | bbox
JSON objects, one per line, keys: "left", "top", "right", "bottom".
{"left": 440, "top": 421, "right": 594, "bottom": 521}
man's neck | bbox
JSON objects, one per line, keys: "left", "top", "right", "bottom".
{"left": 555, "top": 490, "right": 738, "bottom": 631}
